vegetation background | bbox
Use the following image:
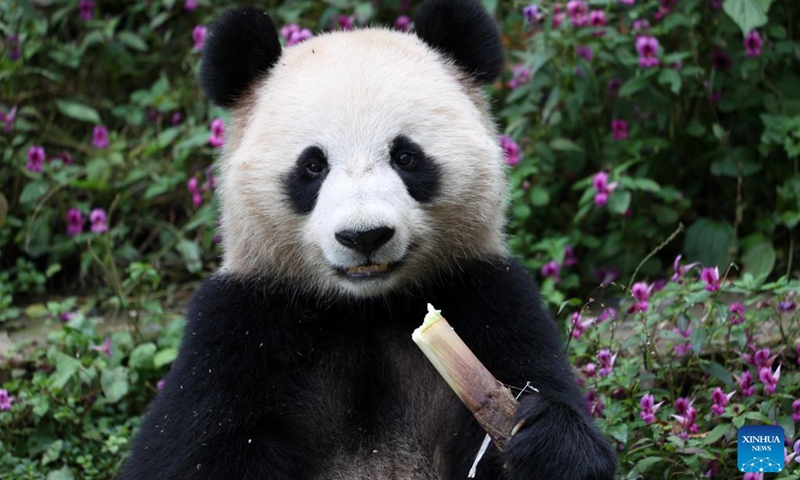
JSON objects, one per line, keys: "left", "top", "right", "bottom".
{"left": 0, "top": 0, "right": 798, "bottom": 478}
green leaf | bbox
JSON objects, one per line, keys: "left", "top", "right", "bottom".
{"left": 684, "top": 218, "right": 733, "bottom": 269}
{"left": 742, "top": 239, "right": 775, "bottom": 280}
{"left": 618, "top": 75, "right": 651, "bottom": 97}
{"left": 19, "top": 180, "right": 49, "bottom": 204}
{"left": 129, "top": 342, "right": 157, "bottom": 370}
{"left": 0, "top": 192, "right": 7, "bottom": 227}
{"left": 176, "top": 239, "right": 202, "bottom": 273}
{"left": 42, "top": 439, "right": 63, "bottom": 465}
{"left": 549, "top": 137, "right": 583, "bottom": 152}
{"left": 690, "top": 326, "right": 708, "bottom": 355}
{"left": 657, "top": 68, "right": 682, "bottom": 94}
{"left": 47, "top": 466, "right": 75, "bottom": 480}
{"left": 117, "top": 32, "right": 148, "bottom": 52}
{"left": 55, "top": 99, "right": 101, "bottom": 124}
{"left": 530, "top": 187, "right": 550, "bottom": 206}
{"left": 607, "top": 190, "right": 631, "bottom": 215}
{"left": 154, "top": 347, "right": 178, "bottom": 368}
{"left": 633, "top": 456, "right": 663, "bottom": 473}
{"left": 723, "top": 0, "right": 773, "bottom": 35}
{"left": 49, "top": 351, "right": 81, "bottom": 390}
{"left": 700, "top": 360, "right": 735, "bottom": 387}
{"left": 101, "top": 366, "right": 129, "bottom": 402}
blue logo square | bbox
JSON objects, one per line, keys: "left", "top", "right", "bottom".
{"left": 738, "top": 425, "right": 785, "bottom": 473}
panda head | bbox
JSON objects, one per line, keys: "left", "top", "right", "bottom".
{"left": 202, "top": 0, "right": 508, "bottom": 299}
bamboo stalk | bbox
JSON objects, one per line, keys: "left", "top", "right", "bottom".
{"left": 412, "top": 304, "right": 519, "bottom": 451}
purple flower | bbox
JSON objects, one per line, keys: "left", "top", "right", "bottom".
{"left": 778, "top": 300, "right": 796, "bottom": 312}
{"left": 607, "top": 78, "right": 622, "bottom": 98}
{"left": 588, "top": 10, "right": 606, "bottom": 28}
{"left": 395, "top": 15, "right": 412, "bottom": 32}
{"left": 709, "top": 0, "right": 722, "bottom": 8}
{"left": 710, "top": 387, "right": 734, "bottom": 416}
{"left": 571, "top": 312, "right": 594, "bottom": 339}
{"left": 711, "top": 47, "right": 732, "bottom": 70}
{"left": 636, "top": 36, "right": 661, "bottom": 68}
{"left": 582, "top": 363, "right": 596, "bottom": 377}
{"left": 192, "top": 25, "right": 207, "bottom": 51}
{"left": 701, "top": 266, "right": 720, "bottom": 291}
{"left": 728, "top": 302, "right": 746, "bottom": 325}
{"left": 639, "top": 393, "right": 663, "bottom": 424}
{"left": 672, "top": 397, "right": 697, "bottom": 438}
{"left": 508, "top": 64, "right": 532, "bottom": 90}
{"left": 743, "top": 347, "right": 773, "bottom": 369}
{"left": 618, "top": 0, "right": 634, "bottom": 4}
{"left": 92, "top": 125, "right": 109, "bottom": 149}
{"left": 78, "top": 0, "right": 94, "bottom": 21}
{"left": 26, "top": 145, "right": 46, "bottom": 172}
{"left": 576, "top": 45, "right": 593, "bottom": 62}
{"left": 566, "top": 1, "right": 588, "bottom": 27}
{"left": 157, "top": 379, "right": 166, "bottom": 390}
{"left": 500, "top": 135, "right": 521, "bottom": 166}
{"left": 611, "top": 119, "right": 628, "bottom": 141}
{"left": 735, "top": 370, "right": 755, "bottom": 397}
{"left": 671, "top": 254, "right": 699, "bottom": 283}
{"left": 792, "top": 398, "right": 800, "bottom": 423}
{"left": 90, "top": 208, "right": 108, "bottom": 233}
{"left": 1, "top": 105, "right": 18, "bottom": 133}
{"left": 334, "top": 15, "right": 356, "bottom": 31}
{"left": 281, "top": 24, "right": 313, "bottom": 47}
{"left": 596, "top": 349, "right": 616, "bottom": 377}
{"left": 523, "top": 4, "right": 539, "bottom": 23}
{"left": 66, "top": 208, "right": 83, "bottom": 236}
{"left": 584, "top": 389, "right": 604, "bottom": 417}
{"left": 563, "top": 245, "right": 578, "bottom": 267}
{"left": 744, "top": 31, "right": 763, "bottom": 57}
{"left": 794, "top": 439, "right": 800, "bottom": 462}
{"left": 632, "top": 19, "right": 650, "bottom": 31}
{"left": 541, "top": 260, "right": 561, "bottom": 283}
{"left": 7, "top": 34, "right": 20, "bottom": 61}
{"left": 204, "top": 164, "right": 216, "bottom": 191}
{"left": 172, "top": 112, "right": 182, "bottom": 126}
{"left": 209, "top": 118, "right": 225, "bottom": 147}
{"left": 592, "top": 171, "right": 617, "bottom": 207}
{"left": 90, "top": 337, "right": 112, "bottom": 358}
{"left": 758, "top": 364, "right": 780, "bottom": 395}
{"left": 0, "top": 389, "right": 12, "bottom": 411}
{"left": 184, "top": 0, "right": 198, "bottom": 11}
{"left": 743, "top": 473, "right": 763, "bottom": 480}
{"left": 598, "top": 307, "right": 616, "bottom": 323}
{"left": 628, "top": 282, "right": 651, "bottom": 313}
{"left": 188, "top": 177, "right": 203, "bottom": 207}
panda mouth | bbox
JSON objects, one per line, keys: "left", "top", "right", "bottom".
{"left": 341, "top": 262, "right": 398, "bottom": 279}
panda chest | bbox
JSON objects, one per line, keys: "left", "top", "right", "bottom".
{"left": 305, "top": 327, "right": 457, "bottom": 479}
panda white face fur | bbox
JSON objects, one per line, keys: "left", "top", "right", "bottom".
{"left": 214, "top": 25, "right": 507, "bottom": 299}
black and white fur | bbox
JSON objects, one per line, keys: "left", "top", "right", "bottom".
{"left": 120, "top": 1, "right": 616, "bottom": 479}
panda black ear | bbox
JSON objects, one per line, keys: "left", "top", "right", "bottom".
{"left": 414, "top": 0, "right": 503, "bottom": 84}
{"left": 200, "top": 6, "right": 282, "bottom": 108}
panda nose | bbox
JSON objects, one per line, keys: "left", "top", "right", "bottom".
{"left": 335, "top": 227, "right": 395, "bottom": 256}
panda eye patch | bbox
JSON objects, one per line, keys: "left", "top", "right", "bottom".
{"left": 284, "top": 146, "right": 329, "bottom": 214}
{"left": 389, "top": 135, "right": 441, "bottom": 204}
{"left": 298, "top": 147, "right": 328, "bottom": 178}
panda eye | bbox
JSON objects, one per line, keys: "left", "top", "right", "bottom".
{"left": 305, "top": 161, "right": 325, "bottom": 175}
{"left": 394, "top": 151, "right": 416, "bottom": 168}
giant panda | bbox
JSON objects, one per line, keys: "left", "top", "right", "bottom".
{"left": 119, "top": 1, "right": 617, "bottom": 479}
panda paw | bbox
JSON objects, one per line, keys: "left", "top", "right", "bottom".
{"left": 503, "top": 395, "right": 616, "bottom": 480}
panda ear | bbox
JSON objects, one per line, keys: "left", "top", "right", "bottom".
{"left": 414, "top": 0, "right": 504, "bottom": 84}
{"left": 200, "top": 6, "right": 282, "bottom": 108}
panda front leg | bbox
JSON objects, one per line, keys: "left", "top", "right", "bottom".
{"left": 119, "top": 275, "right": 318, "bottom": 480}
{"left": 434, "top": 258, "right": 617, "bottom": 480}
